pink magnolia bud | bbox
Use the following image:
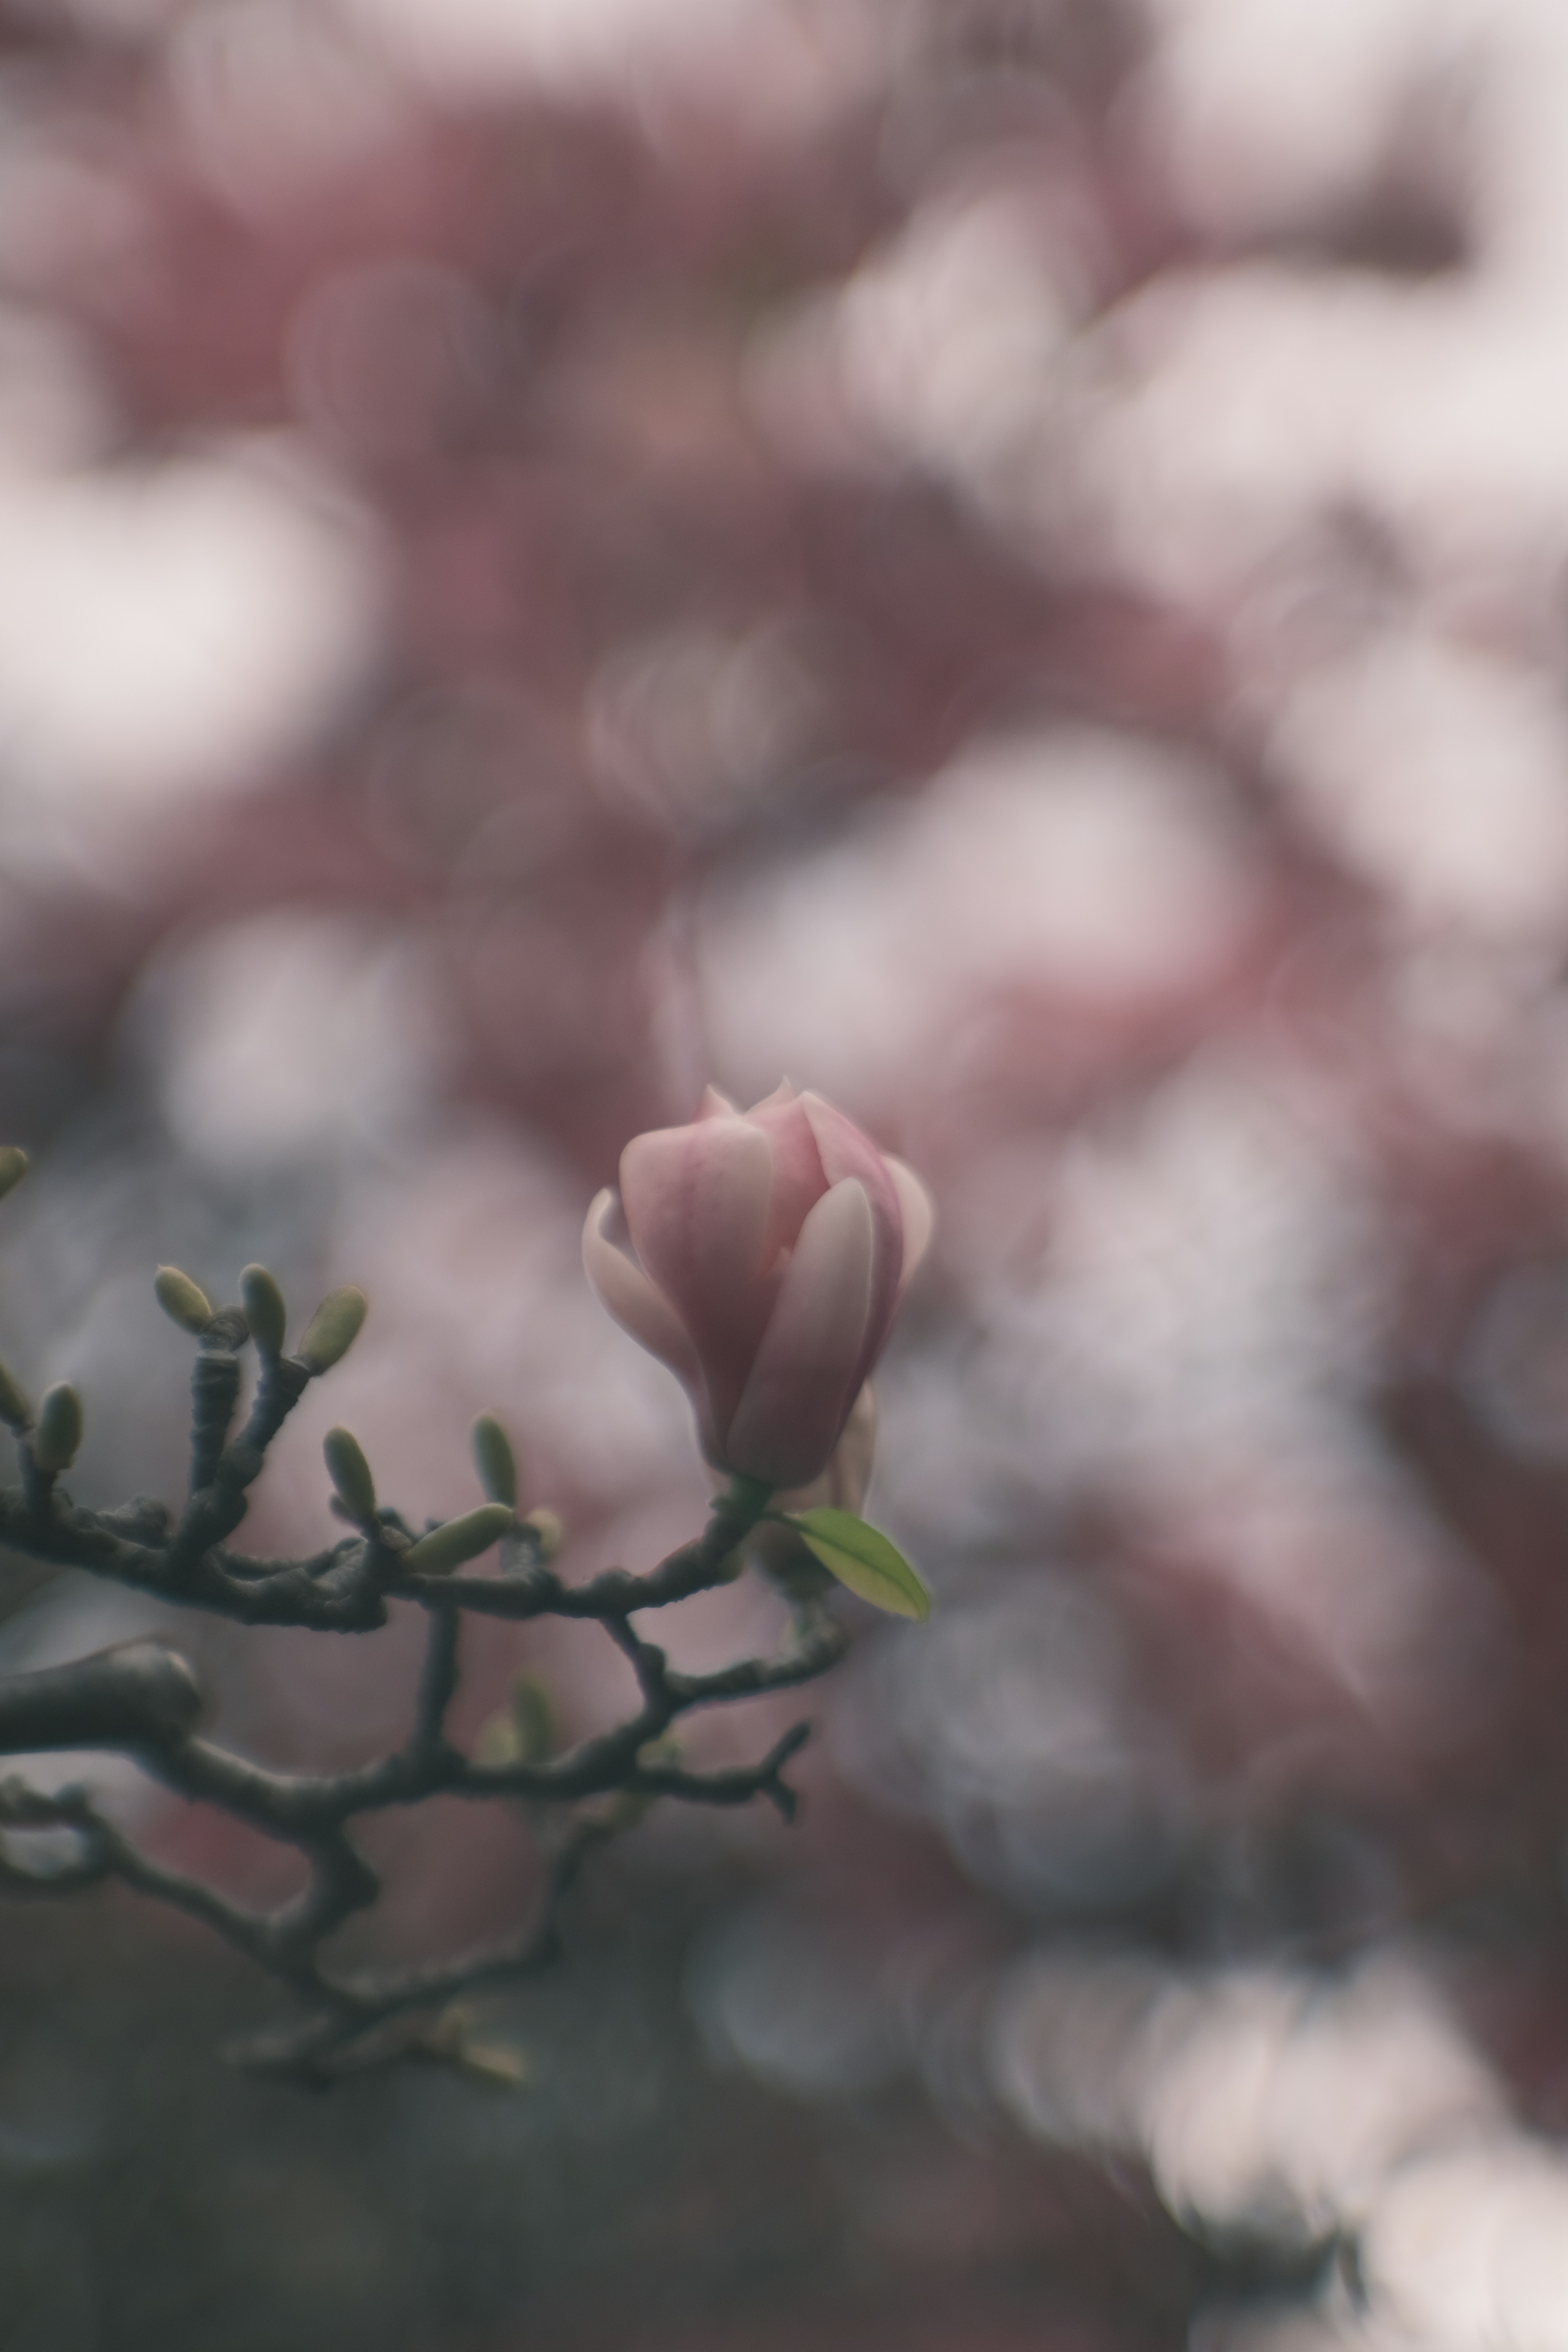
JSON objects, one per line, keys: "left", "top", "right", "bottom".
{"left": 583, "top": 1083, "right": 933, "bottom": 1490}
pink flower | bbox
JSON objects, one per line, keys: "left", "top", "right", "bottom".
{"left": 583, "top": 1083, "right": 933, "bottom": 1490}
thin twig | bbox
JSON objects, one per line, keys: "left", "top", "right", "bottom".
{"left": 0, "top": 1362, "right": 844, "bottom": 2080}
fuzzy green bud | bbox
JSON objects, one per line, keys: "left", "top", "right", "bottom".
{"left": 33, "top": 1382, "right": 82, "bottom": 1473}
{"left": 154, "top": 1266, "right": 214, "bottom": 1335}
{"left": 0, "top": 1148, "right": 27, "bottom": 1202}
{"left": 474, "top": 1672, "right": 554, "bottom": 1769}
{"left": 509, "top": 1673, "right": 553, "bottom": 1762}
{"left": 403, "top": 1503, "right": 514, "bottom": 1577}
{"left": 471, "top": 1413, "right": 518, "bottom": 1510}
{"left": 521, "top": 1507, "right": 562, "bottom": 1561}
{"left": 323, "top": 1426, "right": 377, "bottom": 1524}
{"left": 0, "top": 1359, "right": 30, "bottom": 1432}
{"left": 296, "top": 1286, "right": 367, "bottom": 1375}
{"left": 239, "top": 1265, "right": 287, "bottom": 1357}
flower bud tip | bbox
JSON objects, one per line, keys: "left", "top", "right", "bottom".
{"left": 33, "top": 1382, "right": 82, "bottom": 1473}
{"left": 323, "top": 1426, "right": 377, "bottom": 1523}
{"left": 155, "top": 1266, "right": 214, "bottom": 1335}
{"left": 471, "top": 1412, "right": 518, "bottom": 1509}
{"left": 403, "top": 1503, "right": 514, "bottom": 1577}
{"left": 296, "top": 1286, "right": 367, "bottom": 1374}
{"left": 239, "top": 1265, "right": 287, "bottom": 1358}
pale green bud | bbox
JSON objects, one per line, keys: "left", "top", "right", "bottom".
{"left": 323, "top": 1426, "right": 377, "bottom": 1523}
{"left": 296, "top": 1286, "right": 367, "bottom": 1374}
{"left": 239, "top": 1265, "right": 287, "bottom": 1357}
{"left": 0, "top": 1148, "right": 27, "bottom": 1202}
{"left": 403, "top": 1503, "right": 514, "bottom": 1577}
{"left": 154, "top": 1266, "right": 214, "bottom": 1335}
{"left": 33, "top": 1382, "right": 82, "bottom": 1472}
{"left": 0, "top": 1359, "right": 30, "bottom": 1432}
{"left": 426, "top": 2007, "right": 530, "bottom": 2089}
{"left": 521, "top": 1507, "right": 562, "bottom": 1561}
{"left": 471, "top": 1413, "right": 518, "bottom": 1509}
{"left": 474, "top": 1674, "right": 554, "bottom": 1768}
{"left": 509, "top": 1672, "right": 553, "bottom": 1762}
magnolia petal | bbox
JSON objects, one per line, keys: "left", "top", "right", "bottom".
{"left": 800, "top": 1090, "right": 903, "bottom": 1397}
{"left": 582, "top": 1189, "right": 702, "bottom": 1385}
{"left": 886, "top": 1156, "right": 935, "bottom": 1294}
{"left": 744, "top": 1086, "right": 828, "bottom": 1268}
{"left": 725, "top": 1177, "right": 874, "bottom": 1488}
{"left": 698, "top": 1085, "right": 738, "bottom": 1118}
{"left": 775, "top": 1381, "right": 878, "bottom": 1518}
{"left": 621, "top": 1115, "right": 775, "bottom": 1428}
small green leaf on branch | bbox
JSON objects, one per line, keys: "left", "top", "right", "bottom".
{"left": 403, "top": 1503, "right": 514, "bottom": 1577}
{"left": 155, "top": 1266, "right": 214, "bottom": 1335}
{"left": 0, "top": 1147, "right": 27, "bottom": 1201}
{"left": 296, "top": 1286, "right": 367, "bottom": 1374}
{"left": 471, "top": 1412, "right": 518, "bottom": 1508}
{"left": 781, "top": 1509, "right": 931, "bottom": 1621}
{"left": 239, "top": 1265, "right": 287, "bottom": 1357}
{"left": 323, "top": 1427, "right": 377, "bottom": 1523}
{"left": 33, "top": 1382, "right": 83, "bottom": 1473}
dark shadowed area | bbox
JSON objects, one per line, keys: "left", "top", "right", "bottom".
{"left": 3, "top": 0, "right": 1568, "bottom": 2345}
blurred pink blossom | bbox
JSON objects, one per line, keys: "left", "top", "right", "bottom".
{"left": 584, "top": 1082, "right": 931, "bottom": 1489}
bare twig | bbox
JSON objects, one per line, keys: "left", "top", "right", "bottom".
{"left": 0, "top": 1304, "right": 850, "bottom": 2078}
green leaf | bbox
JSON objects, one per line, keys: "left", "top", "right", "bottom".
{"left": 783, "top": 1509, "right": 931, "bottom": 1621}
{"left": 0, "top": 1147, "right": 28, "bottom": 1202}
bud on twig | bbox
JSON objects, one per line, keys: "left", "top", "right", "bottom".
{"left": 0, "top": 1147, "right": 27, "bottom": 1201}
{"left": 33, "top": 1382, "right": 82, "bottom": 1473}
{"left": 155, "top": 1267, "right": 214, "bottom": 1335}
{"left": 521, "top": 1508, "right": 562, "bottom": 1561}
{"left": 239, "top": 1265, "right": 287, "bottom": 1358}
{"left": 296, "top": 1287, "right": 367, "bottom": 1375}
{"left": 475, "top": 1672, "right": 555, "bottom": 1768}
{"left": 0, "top": 1359, "right": 30, "bottom": 1432}
{"left": 323, "top": 1427, "right": 377, "bottom": 1524}
{"left": 403, "top": 1504, "right": 514, "bottom": 1577}
{"left": 425, "top": 2006, "right": 530, "bottom": 2089}
{"left": 471, "top": 1413, "right": 517, "bottom": 1509}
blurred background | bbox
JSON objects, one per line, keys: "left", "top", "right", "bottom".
{"left": 5, "top": 0, "right": 1568, "bottom": 2344}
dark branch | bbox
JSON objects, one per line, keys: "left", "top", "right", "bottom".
{"left": 0, "top": 1429, "right": 846, "bottom": 2080}
{"left": 0, "top": 1640, "right": 201, "bottom": 1751}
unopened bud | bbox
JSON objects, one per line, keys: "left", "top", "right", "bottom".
{"left": 471, "top": 1413, "right": 518, "bottom": 1509}
{"left": 521, "top": 1508, "right": 562, "bottom": 1561}
{"left": 474, "top": 1673, "right": 554, "bottom": 1769}
{"left": 426, "top": 2006, "right": 530, "bottom": 2089}
{"left": 155, "top": 1266, "right": 214, "bottom": 1335}
{"left": 0, "top": 1359, "right": 29, "bottom": 1432}
{"left": 510, "top": 1673, "right": 554, "bottom": 1762}
{"left": 239, "top": 1265, "right": 287, "bottom": 1358}
{"left": 0, "top": 1148, "right": 27, "bottom": 1202}
{"left": 403, "top": 1503, "right": 514, "bottom": 1577}
{"left": 33, "top": 1382, "right": 82, "bottom": 1473}
{"left": 323, "top": 1427, "right": 377, "bottom": 1523}
{"left": 296, "top": 1286, "right": 367, "bottom": 1375}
